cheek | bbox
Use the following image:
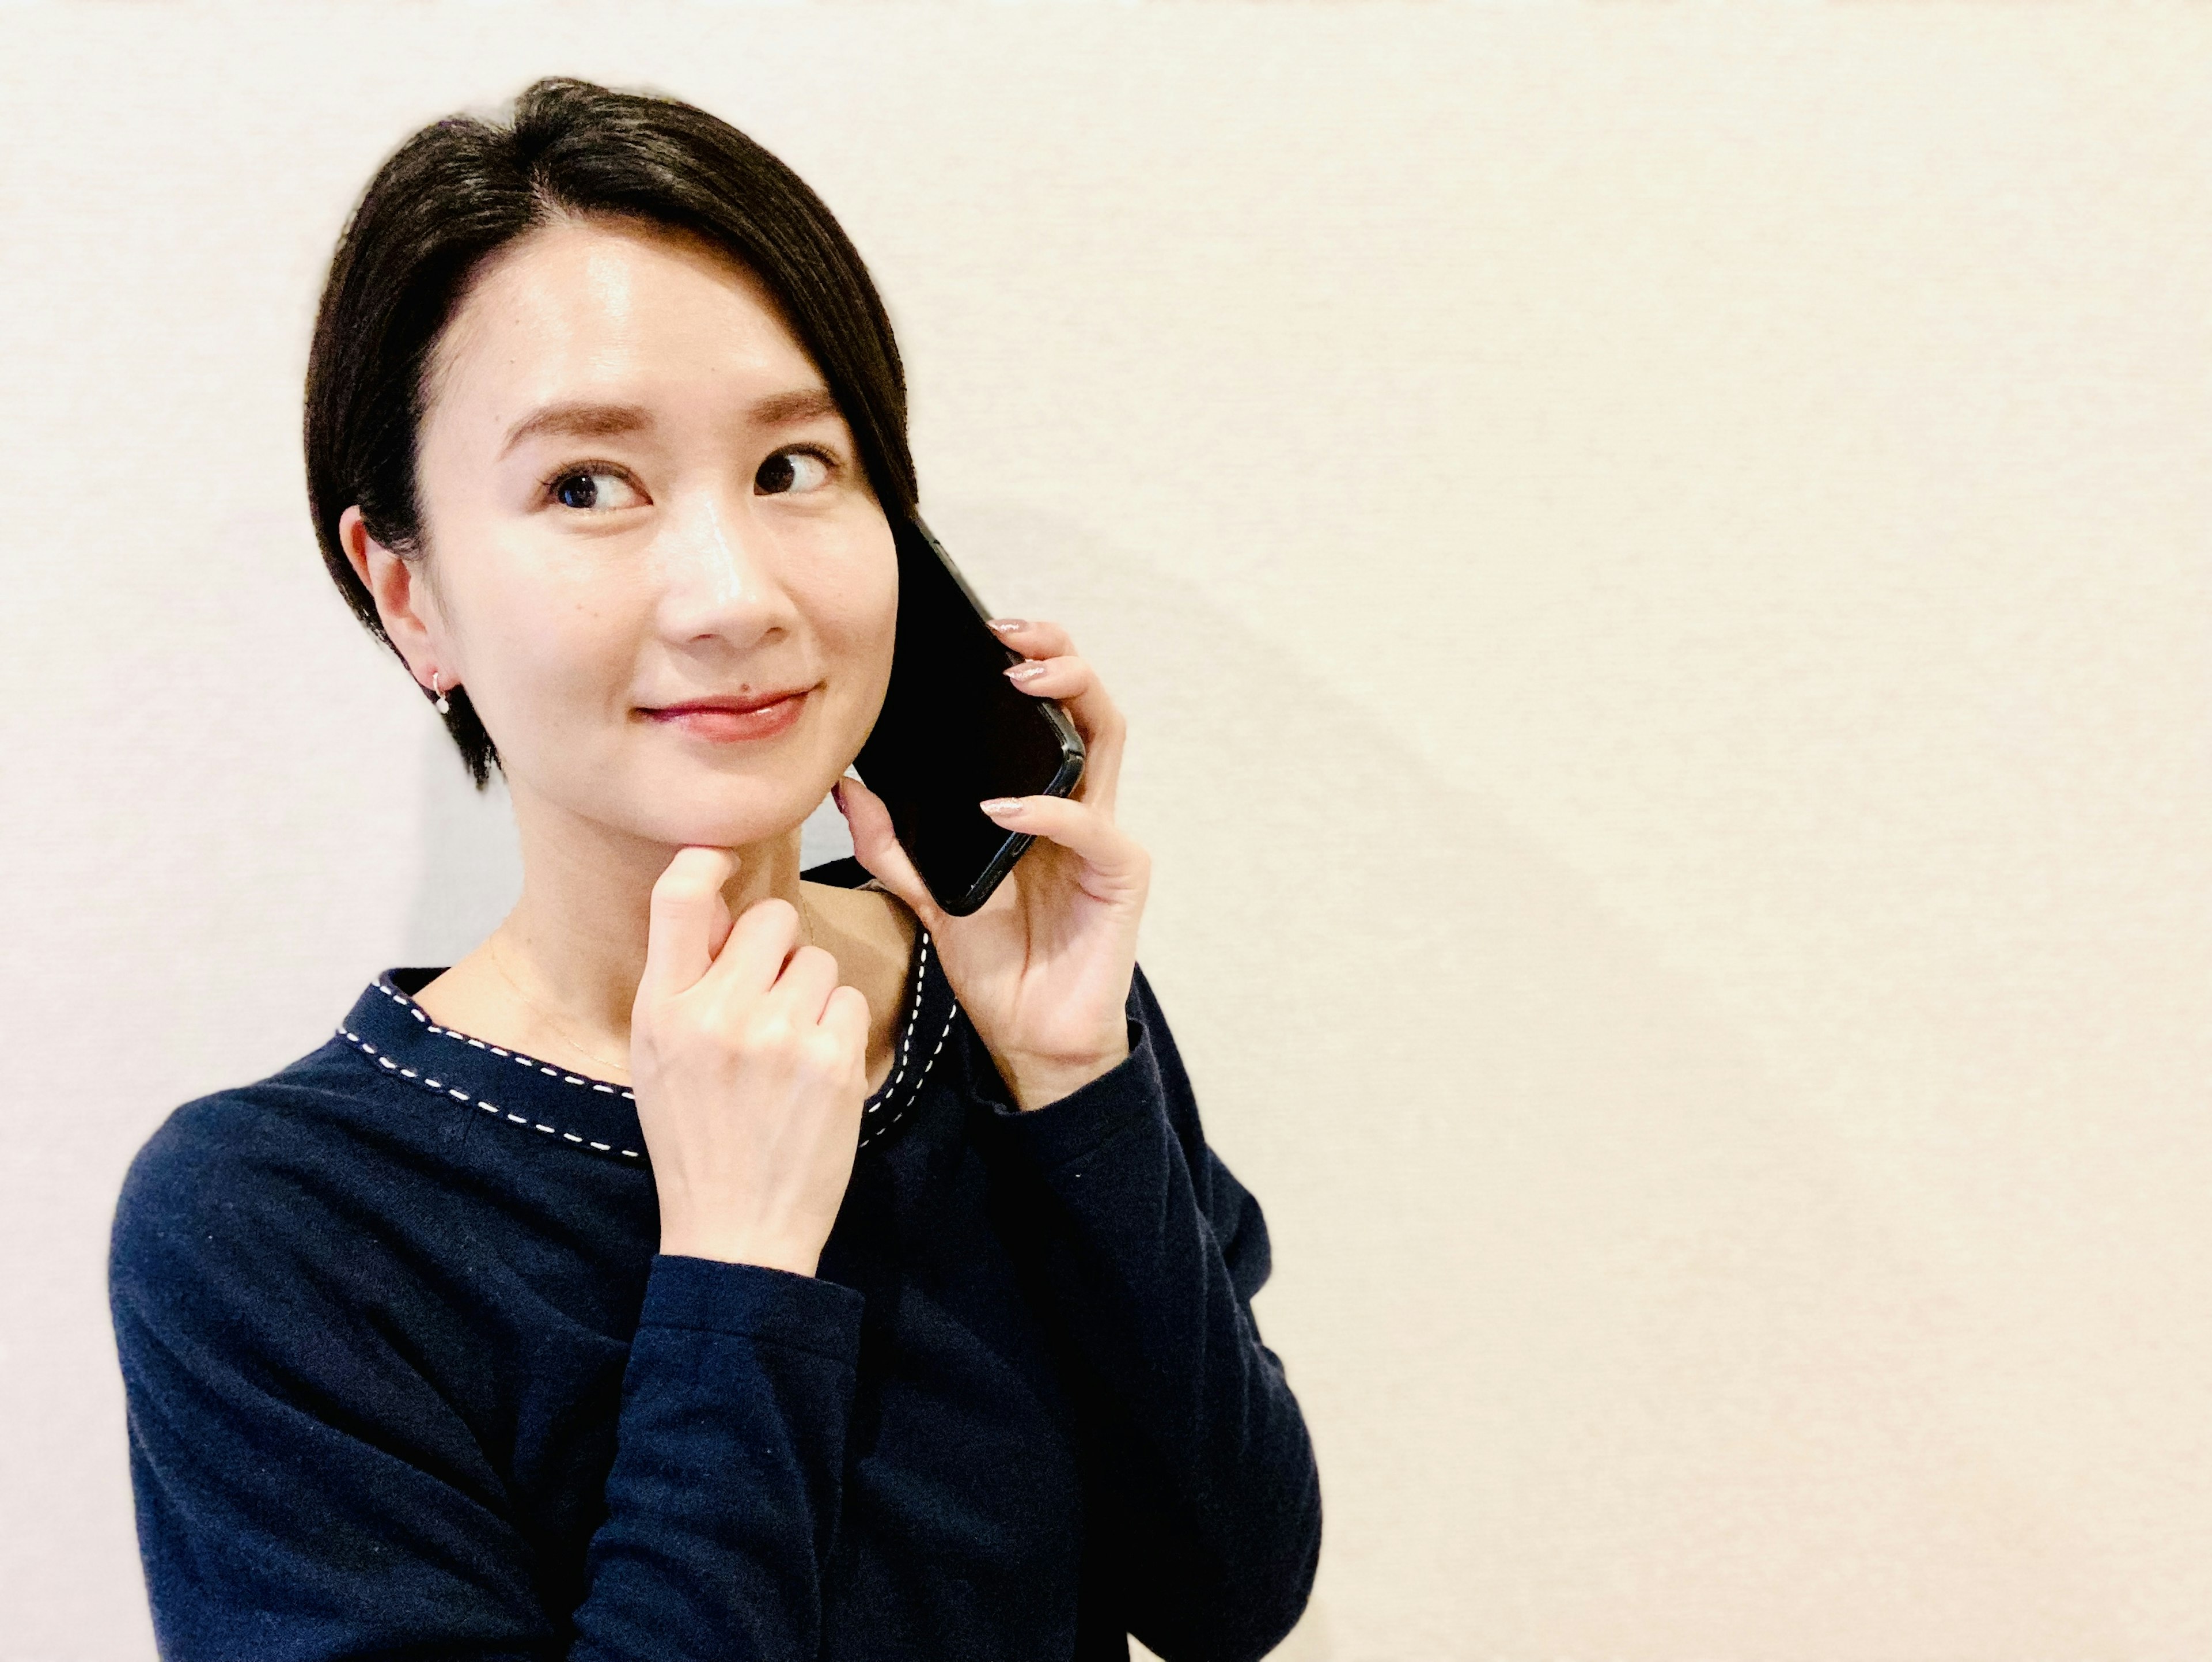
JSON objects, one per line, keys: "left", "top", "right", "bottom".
{"left": 449, "top": 543, "right": 644, "bottom": 738}
{"left": 799, "top": 525, "right": 899, "bottom": 689}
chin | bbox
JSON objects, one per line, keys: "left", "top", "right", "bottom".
{"left": 620, "top": 777, "right": 825, "bottom": 852}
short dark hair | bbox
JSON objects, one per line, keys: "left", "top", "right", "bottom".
{"left": 305, "top": 77, "right": 916, "bottom": 786}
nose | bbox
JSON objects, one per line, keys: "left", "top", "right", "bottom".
{"left": 652, "top": 482, "right": 799, "bottom": 653}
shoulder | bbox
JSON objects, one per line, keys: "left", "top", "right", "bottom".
{"left": 118, "top": 1047, "right": 349, "bottom": 1209}
{"left": 109, "top": 1041, "right": 491, "bottom": 1464}
{"left": 109, "top": 1054, "right": 533, "bottom": 1656}
{"left": 801, "top": 874, "right": 919, "bottom": 998}
{"left": 800, "top": 870, "right": 916, "bottom": 947}
{"left": 111, "top": 1037, "right": 425, "bottom": 1305}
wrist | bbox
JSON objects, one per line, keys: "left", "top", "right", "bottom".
{"left": 998, "top": 1037, "right": 1131, "bottom": 1112}
{"left": 658, "top": 1224, "right": 822, "bottom": 1278}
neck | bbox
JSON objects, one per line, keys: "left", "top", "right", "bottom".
{"left": 491, "top": 779, "right": 808, "bottom": 1048}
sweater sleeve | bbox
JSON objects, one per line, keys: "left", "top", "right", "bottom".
{"left": 982, "top": 967, "right": 1323, "bottom": 1662}
{"left": 109, "top": 1106, "right": 862, "bottom": 1662}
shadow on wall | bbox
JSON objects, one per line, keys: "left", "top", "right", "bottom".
{"left": 392, "top": 498, "right": 2116, "bottom": 1656}
{"left": 921, "top": 498, "right": 2119, "bottom": 1659}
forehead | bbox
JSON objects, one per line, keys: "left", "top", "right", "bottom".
{"left": 426, "top": 216, "right": 818, "bottom": 429}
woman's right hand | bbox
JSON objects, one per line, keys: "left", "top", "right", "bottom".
{"left": 629, "top": 847, "right": 870, "bottom": 1276}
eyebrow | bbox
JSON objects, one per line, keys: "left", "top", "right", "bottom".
{"left": 499, "top": 402, "right": 650, "bottom": 459}
{"left": 748, "top": 386, "right": 842, "bottom": 427}
{"left": 498, "top": 388, "right": 843, "bottom": 459}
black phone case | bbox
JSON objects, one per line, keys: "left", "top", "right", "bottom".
{"left": 853, "top": 513, "right": 1086, "bottom": 917}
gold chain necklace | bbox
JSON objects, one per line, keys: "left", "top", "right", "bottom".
{"left": 484, "top": 932, "right": 632, "bottom": 1077}
{"left": 484, "top": 889, "right": 820, "bottom": 1079}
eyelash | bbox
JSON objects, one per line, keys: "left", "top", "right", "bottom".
{"left": 536, "top": 445, "right": 843, "bottom": 505}
{"left": 767, "top": 444, "right": 842, "bottom": 484}
{"left": 537, "top": 459, "right": 632, "bottom": 506}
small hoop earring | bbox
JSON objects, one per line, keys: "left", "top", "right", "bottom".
{"left": 430, "top": 673, "right": 452, "bottom": 715}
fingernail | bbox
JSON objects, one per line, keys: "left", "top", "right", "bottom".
{"left": 979, "top": 797, "right": 1024, "bottom": 816}
{"left": 987, "top": 618, "right": 1026, "bottom": 634}
{"left": 1004, "top": 661, "right": 1048, "bottom": 684}
{"left": 831, "top": 780, "right": 849, "bottom": 814}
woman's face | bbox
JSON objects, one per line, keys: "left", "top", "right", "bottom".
{"left": 402, "top": 215, "right": 897, "bottom": 851}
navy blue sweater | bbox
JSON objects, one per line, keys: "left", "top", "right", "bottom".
{"left": 109, "top": 879, "right": 1320, "bottom": 1661}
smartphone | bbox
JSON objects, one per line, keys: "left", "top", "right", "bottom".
{"left": 852, "top": 512, "right": 1086, "bottom": 917}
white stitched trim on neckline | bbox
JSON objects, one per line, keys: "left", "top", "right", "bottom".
{"left": 855, "top": 936, "right": 955, "bottom": 1149}
{"left": 368, "top": 980, "right": 639, "bottom": 1102}
{"left": 857, "top": 999, "right": 957, "bottom": 1150}
{"left": 335, "top": 1025, "right": 642, "bottom": 1159}
{"left": 346, "top": 931, "right": 951, "bottom": 1160}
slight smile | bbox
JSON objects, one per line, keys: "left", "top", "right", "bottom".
{"left": 639, "top": 686, "right": 815, "bottom": 743}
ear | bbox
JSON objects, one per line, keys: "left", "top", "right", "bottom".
{"left": 340, "top": 506, "right": 450, "bottom": 692}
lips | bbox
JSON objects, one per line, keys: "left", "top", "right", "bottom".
{"left": 641, "top": 686, "right": 813, "bottom": 743}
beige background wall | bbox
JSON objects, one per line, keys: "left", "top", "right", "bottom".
{"left": 4, "top": 4, "right": 2209, "bottom": 1657}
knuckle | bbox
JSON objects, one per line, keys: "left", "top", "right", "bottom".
{"left": 749, "top": 1008, "right": 797, "bottom": 1048}
{"left": 810, "top": 1032, "right": 865, "bottom": 1086}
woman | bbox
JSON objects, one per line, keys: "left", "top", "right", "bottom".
{"left": 108, "top": 77, "right": 1320, "bottom": 1662}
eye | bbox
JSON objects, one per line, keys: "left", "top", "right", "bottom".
{"left": 755, "top": 448, "right": 833, "bottom": 496}
{"left": 547, "top": 468, "right": 644, "bottom": 513}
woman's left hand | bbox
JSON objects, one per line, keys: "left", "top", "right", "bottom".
{"left": 835, "top": 617, "right": 1148, "bottom": 1111}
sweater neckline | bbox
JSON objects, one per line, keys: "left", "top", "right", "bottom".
{"left": 332, "top": 927, "right": 957, "bottom": 1165}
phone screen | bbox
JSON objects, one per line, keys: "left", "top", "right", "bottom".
{"left": 853, "top": 513, "right": 1085, "bottom": 916}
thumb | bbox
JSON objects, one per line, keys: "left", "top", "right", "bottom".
{"left": 639, "top": 846, "right": 740, "bottom": 1003}
{"left": 835, "top": 776, "right": 948, "bottom": 933}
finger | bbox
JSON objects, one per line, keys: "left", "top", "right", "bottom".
{"left": 977, "top": 793, "right": 1149, "bottom": 894}
{"left": 986, "top": 616, "right": 1074, "bottom": 660}
{"left": 699, "top": 895, "right": 804, "bottom": 1003}
{"left": 1001, "top": 652, "right": 1096, "bottom": 700}
{"left": 1001, "top": 653, "right": 1126, "bottom": 815}
{"left": 820, "top": 983, "right": 870, "bottom": 1053}
{"left": 834, "top": 775, "right": 949, "bottom": 932}
{"left": 639, "top": 847, "right": 740, "bottom": 1001}
{"left": 767, "top": 942, "right": 841, "bottom": 1024}
{"left": 704, "top": 891, "right": 736, "bottom": 960}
